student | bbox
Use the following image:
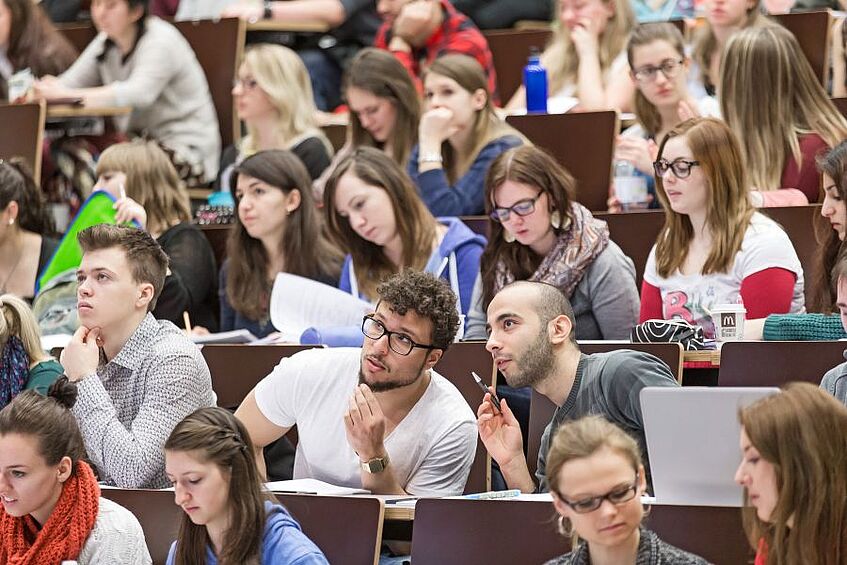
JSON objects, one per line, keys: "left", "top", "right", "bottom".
{"left": 631, "top": 0, "right": 693, "bottom": 22}
{"left": 545, "top": 416, "right": 708, "bottom": 565}
{"left": 409, "top": 54, "right": 526, "bottom": 216}
{"left": 0, "top": 0, "right": 77, "bottom": 100}
{"left": 93, "top": 140, "right": 219, "bottom": 332}
{"left": 692, "top": 0, "right": 766, "bottom": 96}
{"left": 325, "top": 147, "right": 484, "bottom": 325}
{"left": 611, "top": 23, "right": 720, "bottom": 211}
{"left": 639, "top": 118, "right": 805, "bottom": 340}
{"left": 218, "top": 44, "right": 333, "bottom": 190}
{"left": 478, "top": 281, "right": 679, "bottom": 493}
{"left": 465, "top": 146, "right": 639, "bottom": 341}
{"left": 313, "top": 48, "right": 421, "bottom": 200}
{"left": 373, "top": 0, "right": 498, "bottom": 101}
{"left": 0, "top": 159, "right": 58, "bottom": 301}
{"left": 223, "top": 0, "right": 380, "bottom": 112}
{"left": 506, "top": 0, "right": 635, "bottom": 112}
{"left": 235, "top": 270, "right": 478, "bottom": 495}
{"left": 735, "top": 382, "right": 847, "bottom": 564}
{"left": 0, "top": 378, "right": 151, "bottom": 564}
{"left": 721, "top": 26, "right": 847, "bottom": 202}
{"left": 820, "top": 260, "right": 847, "bottom": 403}
{"left": 0, "top": 294, "right": 63, "bottom": 408}
{"left": 215, "top": 150, "right": 342, "bottom": 339}
{"left": 165, "top": 407, "right": 328, "bottom": 565}
{"left": 35, "top": 0, "right": 221, "bottom": 185}
{"left": 59, "top": 224, "right": 214, "bottom": 488}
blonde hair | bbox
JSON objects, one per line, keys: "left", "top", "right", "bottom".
{"left": 542, "top": 0, "right": 635, "bottom": 96}
{"left": 721, "top": 25, "right": 847, "bottom": 192}
{"left": 738, "top": 383, "right": 847, "bottom": 565}
{"left": 423, "top": 54, "right": 527, "bottom": 183}
{"left": 95, "top": 140, "right": 191, "bottom": 236}
{"left": 0, "top": 294, "right": 49, "bottom": 365}
{"left": 653, "top": 118, "right": 755, "bottom": 278}
{"left": 239, "top": 44, "right": 330, "bottom": 156}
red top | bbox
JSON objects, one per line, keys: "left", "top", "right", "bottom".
{"left": 780, "top": 133, "right": 829, "bottom": 203}
{"left": 374, "top": 0, "right": 499, "bottom": 104}
{"left": 755, "top": 537, "right": 768, "bottom": 565}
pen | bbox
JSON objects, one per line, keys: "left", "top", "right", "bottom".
{"left": 119, "top": 182, "right": 127, "bottom": 201}
{"left": 183, "top": 311, "right": 192, "bottom": 333}
{"left": 462, "top": 489, "right": 522, "bottom": 500}
{"left": 472, "top": 371, "right": 501, "bottom": 414}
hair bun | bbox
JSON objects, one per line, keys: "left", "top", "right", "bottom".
{"left": 47, "top": 376, "right": 79, "bottom": 410}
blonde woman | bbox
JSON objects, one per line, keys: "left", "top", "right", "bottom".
{"left": 506, "top": 0, "right": 636, "bottom": 112}
{"left": 94, "top": 140, "right": 219, "bottom": 331}
{"left": 639, "top": 118, "right": 804, "bottom": 339}
{"left": 218, "top": 44, "right": 333, "bottom": 190}
{"left": 0, "top": 294, "right": 62, "bottom": 408}
{"left": 410, "top": 54, "right": 527, "bottom": 216}
{"left": 721, "top": 25, "right": 847, "bottom": 203}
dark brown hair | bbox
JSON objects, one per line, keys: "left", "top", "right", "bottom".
{"left": 165, "top": 407, "right": 272, "bottom": 565}
{"left": 376, "top": 270, "right": 460, "bottom": 350}
{"left": 0, "top": 377, "right": 86, "bottom": 472}
{"left": 813, "top": 141, "right": 847, "bottom": 313}
{"left": 344, "top": 48, "right": 421, "bottom": 168}
{"left": 0, "top": 157, "right": 56, "bottom": 236}
{"left": 78, "top": 224, "right": 169, "bottom": 310}
{"left": 227, "top": 150, "right": 342, "bottom": 321}
{"left": 323, "top": 147, "right": 438, "bottom": 301}
{"left": 481, "top": 146, "right": 576, "bottom": 309}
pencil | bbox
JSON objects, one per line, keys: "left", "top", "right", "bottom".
{"left": 182, "top": 311, "right": 192, "bottom": 333}
{"left": 119, "top": 183, "right": 127, "bottom": 200}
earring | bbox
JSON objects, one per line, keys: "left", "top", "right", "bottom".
{"left": 550, "top": 210, "right": 561, "bottom": 229}
{"left": 557, "top": 515, "right": 573, "bottom": 537}
{"left": 503, "top": 230, "right": 515, "bottom": 243}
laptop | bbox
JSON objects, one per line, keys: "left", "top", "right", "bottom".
{"left": 640, "top": 386, "right": 779, "bottom": 507}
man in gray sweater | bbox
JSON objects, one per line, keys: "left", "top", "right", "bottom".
{"left": 477, "top": 281, "right": 678, "bottom": 493}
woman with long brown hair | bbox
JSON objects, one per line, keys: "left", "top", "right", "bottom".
{"left": 165, "top": 407, "right": 327, "bottom": 565}
{"left": 220, "top": 150, "right": 341, "bottom": 339}
{"left": 735, "top": 383, "right": 847, "bottom": 565}
{"left": 409, "top": 54, "right": 526, "bottom": 217}
{"left": 639, "top": 118, "right": 804, "bottom": 339}
{"left": 465, "top": 145, "right": 638, "bottom": 341}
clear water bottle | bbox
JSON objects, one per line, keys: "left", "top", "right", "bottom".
{"left": 614, "top": 160, "right": 648, "bottom": 211}
{"left": 523, "top": 47, "right": 547, "bottom": 114}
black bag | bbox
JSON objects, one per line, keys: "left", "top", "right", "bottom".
{"left": 630, "top": 319, "right": 707, "bottom": 351}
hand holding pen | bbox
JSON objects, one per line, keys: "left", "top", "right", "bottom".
{"left": 472, "top": 371, "right": 501, "bottom": 414}
{"left": 474, "top": 376, "right": 525, "bottom": 469}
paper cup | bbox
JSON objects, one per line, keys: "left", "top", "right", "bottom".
{"left": 616, "top": 175, "right": 648, "bottom": 205}
{"left": 711, "top": 304, "right": 747, "bottom": 342}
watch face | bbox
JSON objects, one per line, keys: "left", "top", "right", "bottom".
{"left": 363, "top": 456, "right": 388, "bottom": 473}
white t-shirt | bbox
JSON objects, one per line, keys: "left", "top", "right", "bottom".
{"left": 643, "top": 213, "right": 805, "bottom": 338}
{"left": 255, "top": 348, "right": 478, "bottom": 496}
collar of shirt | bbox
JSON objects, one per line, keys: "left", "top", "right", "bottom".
{"left": 101, "top": 312, "right": 160, "bottom": 373}
{"left": 423, "top": 0, "right": 461, "bottom": 52}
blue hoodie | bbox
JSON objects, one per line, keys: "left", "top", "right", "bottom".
{"left": 166, "top": 501, "right": 328, "bottom": 565}
{"left": 339, "top": 217, "right": 486, "bottom": 323}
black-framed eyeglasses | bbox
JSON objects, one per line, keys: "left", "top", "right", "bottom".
{"left": 633, "top": 59, "right": 685, "bottom": 83}
{"left": 561, "top": 476, "right": 640, "bottom": 514}
{"left": 653, "top": 158, "right": 700, "bottom": 180}
{"left": 361, "top": 315, "right": 439, "bottom": 356}
{"left": 489, "top": 193, "right": 543, "bottom": 222}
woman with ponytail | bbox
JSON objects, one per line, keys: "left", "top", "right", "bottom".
{"left": 165, "top": 407, "right": 328, "bottom": 565}
{"left": 0, "top": 378, "right": 151, "bottom": 564}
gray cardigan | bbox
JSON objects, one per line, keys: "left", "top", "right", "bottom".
{"left": 463, "top": 240, "right": 640, "bottom": 340}
{"left": 821, "top": 350, "right": 847, "bottom": 406}
{"left": 59, "top": 17, "right": 220, "bottom": 182}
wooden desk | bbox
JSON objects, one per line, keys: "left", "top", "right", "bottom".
{"left": 247, "top": 19, "right": 330, "bottom": 33}
{"left": 718, "top": 340, "right": 846, "bottom": 387}
{"left": 46, "top": 104, "right": 131, "bottom": 118}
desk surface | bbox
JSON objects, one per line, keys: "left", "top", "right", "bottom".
{"left": 47, "top": 104, "right": 132, "bottom": 118}
{"left": 683, "top": 349, "right": 721, "bottom": 366}
{"left": 247, "top": 19, "right": 329, "bottom": 33}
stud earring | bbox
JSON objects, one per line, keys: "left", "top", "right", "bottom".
{"left": 503, "top": 230, "right": 515, "bottom": 243}
{"left": 550, "top": 210, "right": 561, "bottom": 229}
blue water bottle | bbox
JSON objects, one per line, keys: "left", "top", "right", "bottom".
{"left": 523, "top": 47, "right": 547, "bottom": 114}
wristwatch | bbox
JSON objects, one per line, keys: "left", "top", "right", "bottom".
{"left": 263, "top": 1, "right": 274, "bottom": 19}
{"left": 361, "top": 454, "right": 390, "bottom": 474}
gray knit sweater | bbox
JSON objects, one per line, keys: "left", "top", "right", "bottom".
{"left": 544, "top": 528, "right": 711, "bottom": 565}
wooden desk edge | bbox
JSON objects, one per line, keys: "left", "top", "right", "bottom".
{"left": 682, "top": 349, "right": 721, "bottom": 365}
{"left": 247, "top": 20, "right": 329, "bottom": 32}
{"left": 47, "top": 105, "right": 132, "bottom": 118}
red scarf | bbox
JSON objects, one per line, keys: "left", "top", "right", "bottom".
{"left": 0, "top": 461, "right": 100, "bottom": 565}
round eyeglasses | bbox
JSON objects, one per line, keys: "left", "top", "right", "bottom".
{"left": 653, "top": 158, "right": 700, "bottom": 180}
{"left": 561, "top": 477, "right": 640, "bottom": 514}
{"left": 361, "top": 315, "right": 439, "bottom": 356}
{"left": 489, "top": 193, "right": 543, "bottom": 222}
{"left": 632, "top": 59, "right": 684, "bottom": 84}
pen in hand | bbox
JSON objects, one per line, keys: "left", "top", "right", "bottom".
{"left": 472, "top": 371, "right": 502, "bottom": 414}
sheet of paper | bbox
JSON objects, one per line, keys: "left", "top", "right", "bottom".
{"left": 190, "top": 329, "right": 257, "bottom": 345}
{"left": 265, "top": 478, "right": 370, "bottom": 496}
{"left": 41, "top": 333, "right": 72, "bottom": 352}
{"left": 269, "top": 273, "right": 372, "bottom": 339}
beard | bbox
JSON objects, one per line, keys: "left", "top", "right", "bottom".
{"left": 504, "top": 327, "right": 555, "bottom": 389}
{"left": 358, "top": 355, "right": 429, "bottom": 392}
